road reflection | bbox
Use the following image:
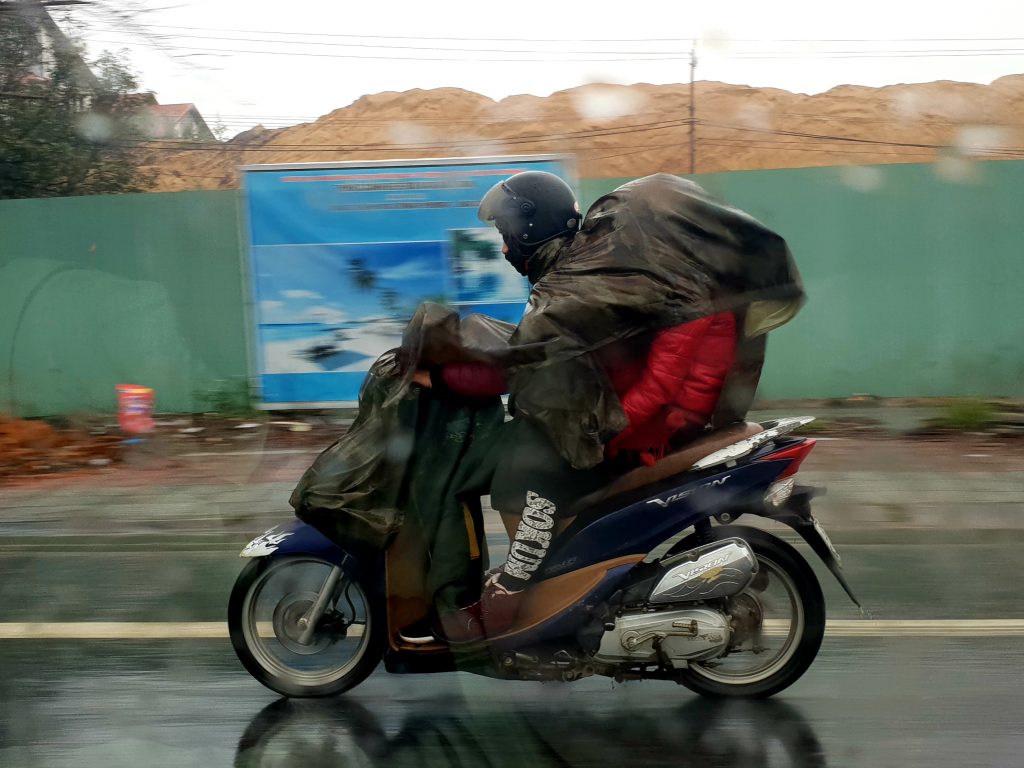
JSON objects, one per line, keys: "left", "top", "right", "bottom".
{"left": 235, "top": 694, "right": 827, "bottom": 768}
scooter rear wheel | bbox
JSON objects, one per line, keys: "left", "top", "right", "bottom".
{"left": 229, "top": 555, "right": 386, "bottom": 697}
{"left": 671, "top": 525, "right": 826, "bottom": 699}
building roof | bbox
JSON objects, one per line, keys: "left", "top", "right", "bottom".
{"left": 149, "top": 103, "right": 197, "bottom": 120}
{"left": 144, "top": 102, "right": 215, "bottom": 141}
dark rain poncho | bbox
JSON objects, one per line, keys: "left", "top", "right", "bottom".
{"left": 503, "top": 173, "right": 805, "bottom": 468}
{"left": 290, "top": 305, "right": 512, "bottom": 552}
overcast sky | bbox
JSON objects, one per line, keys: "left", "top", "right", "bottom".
{"left": 58, "top": 0, "right": 1024, "bottom": 133}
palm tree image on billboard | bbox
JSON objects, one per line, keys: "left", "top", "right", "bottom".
{"left": 255, "top": 241, "right": 446, "bottom": 376}
{"left": 449, "top": 228, "right": 529, "bottom": 306}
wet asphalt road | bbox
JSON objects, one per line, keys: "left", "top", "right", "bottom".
{"left": 1, "top": 636, "right": 1022, "bottom": 768}
{"left": 1, "top": 535, "right": 1023, "bottom": 767}
{"left": 3, "top": 435, "right": 1022, "bottom": 766}
{"left": 3, "top": 536, "right": 1024, "bottom": 623}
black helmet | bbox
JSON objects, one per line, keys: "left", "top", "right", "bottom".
{"left": 478, "top": 171, "right": 581, "bottom": 251}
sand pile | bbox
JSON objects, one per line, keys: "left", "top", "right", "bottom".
{"left": 138, "top": 76, "right": 1024, "bottom": 191}
{"left": 0, "top": 415, "right": 122, "bottom": 478}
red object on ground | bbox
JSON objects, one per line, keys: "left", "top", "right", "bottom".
{"left": 116, "top": 384, "right": 155, "bottom": 434}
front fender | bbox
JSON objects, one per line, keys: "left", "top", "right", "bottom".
{"left": 240, "top": 518, "right": 355, "bottom": 569}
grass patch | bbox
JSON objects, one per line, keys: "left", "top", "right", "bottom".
{"left": 793, "top": 419, "right": 834, "bottom": 434}
{"left": 937, "top": 398, "right": 996, "bottom": 431}
{"left": 192, "top": 378, "right": 260, "bottom": 418}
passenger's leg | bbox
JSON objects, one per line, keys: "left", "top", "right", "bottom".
{"left": 499, "top": 512, "right": 575, "bottom": 541}
{"left": 483, "top": 419, "right": 609, "bottom": 633}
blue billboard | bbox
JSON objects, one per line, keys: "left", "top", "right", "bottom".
{"left": 241, "top": 155, "right": 573, "bottom": 407}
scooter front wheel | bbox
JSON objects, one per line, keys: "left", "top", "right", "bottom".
{"left": 228, "top": 555, "right": 385, "bottom": 697}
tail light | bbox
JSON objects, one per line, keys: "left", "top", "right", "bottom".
{"left": 759, "top": 439, "right": 817, "bottom": 507}
{"left": 759, "top": 439, "right": 817, "bottom": 479}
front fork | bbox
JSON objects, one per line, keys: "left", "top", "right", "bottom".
{"left": 296, "top": 565, "right": 346, "bottom": 645}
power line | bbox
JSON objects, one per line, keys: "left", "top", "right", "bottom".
{"left": 207, "top": 111, "right": 682, "bottom": 125}
{"left": 703, "top": 122, "right": 1024, "bottom": 157}
{"left": 695, "top": 140, "right": 939, "bottom": 158}
{"left": 77, "top": 24, "right": 1024, "bottom": 60}
{"left": 123, "top": 120, "right": 1024, "bottom": 160}
{"left": 81, "top": 28, "right": 699, "bottom": 55}
{"left": 75, "top": 21, "right": 709, "bottom": 44}
{"left": 118, "top": 115, "right": 700, "bottom": 152}
{"left": 702, "top": 120, "right": 948, "bottom": 150}
{"left": 69, "top": 21, "right": 1024, "bottom": 44}
{"left": 78, "top": 39, "right": 701, "bottom": 62}
{"left": 79, "top": 34, "right": 1024, "bottom": 62}
{"left": 724, "top": 49, "right": 1024, "bottom": 59}
{"left": 689, "top": 43, "right": 697, "bottom": 174}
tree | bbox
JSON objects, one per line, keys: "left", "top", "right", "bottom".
{"left": 0, "top": 10, "right": 150, "bottom": 199}
{"left": 347, "top": 257, "right": 378, "bottom": 291}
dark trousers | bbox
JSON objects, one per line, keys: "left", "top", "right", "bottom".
{"left": 487, "top": 418, "right": 617, "bottom": 590}
{"left": 489, "top": 418, "right": 612, "bottom": 518}
{"left": 416, "top": 412, "right": 618, "bottom": 607}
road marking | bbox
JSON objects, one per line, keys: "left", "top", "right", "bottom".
{"left": 0, "top": 622, "right": 364, "bottom": 640}
{"left": 0, "top": 620, "right": 1022, "bottom": 640}
{"left": 824, "top": 619, "right": 1024, "bottom": 637}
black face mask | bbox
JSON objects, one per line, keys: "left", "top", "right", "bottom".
{"left": 502, "top": 236, "right": 533, "bottom": 277}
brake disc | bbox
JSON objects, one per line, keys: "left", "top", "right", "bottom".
{"left": 273, "top": 592, "right": 332, "bottom": 655}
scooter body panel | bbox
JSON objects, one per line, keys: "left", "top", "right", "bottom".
{"left": 540, "top": 461, "right": 782, "bottom": 579}
{"left": 239, "top": 519, "right": 355, "bottom": 568}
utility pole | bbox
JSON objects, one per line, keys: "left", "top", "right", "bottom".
{"left": 689, "top": 41, "right": 697, "bottom": 175}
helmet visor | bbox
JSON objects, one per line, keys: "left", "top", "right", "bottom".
{"left": 477, "top": 181, "right": 516, "bottom": 225}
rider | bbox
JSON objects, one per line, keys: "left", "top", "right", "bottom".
{"left": 403, "top": 171, "right": 740, "bottom": 644}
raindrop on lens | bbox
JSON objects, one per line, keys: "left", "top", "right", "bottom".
{"left": 76, "top": 112, "right": 114, "bottom": 142}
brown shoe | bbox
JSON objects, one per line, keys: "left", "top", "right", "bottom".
{"left": 434, "top": 603, "right": 486, "bottom": 644}
{"left": 480, "top": 579, "right": 524, "bottom": 636}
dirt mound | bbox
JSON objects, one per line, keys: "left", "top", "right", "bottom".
{"left": 0, "top": 415, "right": 122, "bottom": 479}
{"left": 138, "top": 77, "right": 1024, "bottom": 191}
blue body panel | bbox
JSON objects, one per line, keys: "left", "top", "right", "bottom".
{"left": 540, "top": 460, "right": 784, "bottom": 579}
{"left": 243, "top": 518, "right": 353, "bottom": 565}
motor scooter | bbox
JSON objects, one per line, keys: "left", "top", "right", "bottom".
{"left": 229, "top": 417, "right": 858, "bottom": 699}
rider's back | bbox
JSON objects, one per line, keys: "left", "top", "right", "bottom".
{"left": 438, "top": 310, "right": 738, "bottom": 465}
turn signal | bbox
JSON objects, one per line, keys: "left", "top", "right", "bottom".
{"left": 764, "top": 477, "right": 796, "bottom": 507}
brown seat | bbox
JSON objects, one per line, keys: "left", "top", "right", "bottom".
{"left": 571, "top": 421, "right": 764, "bottom": 512}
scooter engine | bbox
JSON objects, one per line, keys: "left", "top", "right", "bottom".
{"left": 589, "top": 539, "right": 759, "bottom": 668}
{"left": 592, "top": 607, "right": 731, "bottom": 666}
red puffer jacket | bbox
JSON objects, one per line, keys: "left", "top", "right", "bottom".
{"left": 436, "top": 311, "right": 738, "bottom": 465}
{"left": 603, "top": 311, "right": 737, "bottom": 464}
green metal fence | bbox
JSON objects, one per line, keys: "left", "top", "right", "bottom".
{"left": 1, "top": 190, "right": 249, "bottom": 415}
{"left": 3, "top": 160, "right": 1022, "bottom": 416}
